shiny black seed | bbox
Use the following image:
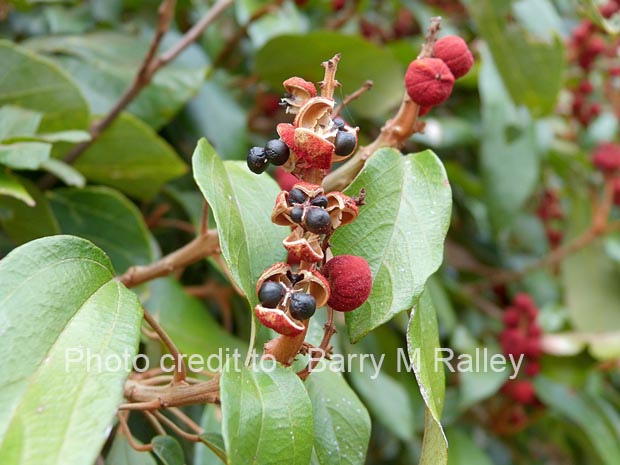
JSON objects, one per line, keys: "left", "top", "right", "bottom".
{"left": 247, "top": 147, "right": 269, "bottom": 174}
{"left": 289, "top": 293, "right": 316, "bottom": 320}
{"left": 290, "top": 206, "right": 304, "bottom": 223}
{"left": 288, "top": 188, "right": 307, "bottom": 205}
{"left": 311, "top": 195, "right": 328, "bottom": 208}
{"left": 333, "top": 117, "right": 345, "bottom": 130}
{"left": 258, "top": 281, "right": 284, "bottom": 308}
{"left": 305, "top": 207, "right": 331, "bottom": 234}
{"left": 334, "top": 131, "right": 357, "bottom": 157}
{"left": 264, "top": 139, "right": 290, "bottom": 166}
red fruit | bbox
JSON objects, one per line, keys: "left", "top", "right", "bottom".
{"left": 578, "top": 80, "right": 594, "bottom": 94}
{"left": 612, "top": 178, "right": 620, "bottom": 205}
{"left": 502, "top": 307, "right": 521, "bottom": 327}
{"left": 419, "top": 105, "right": 433, "bottom": 117}
{"left": 600, "top": 1, "right": 619, "bottom": 18}
{"left": 528, "top": 324, "right": 542, "bottom": 338}
{"left": 525, "top": 361, "right": 541, "bottom": 377}
{"left": 433, "top": 35, "right": 474, "bottom": 79}
{"left": 513, "top": 293, "right": 534, "bottom": 311}
{"left": 572, "top": 20, "right": 594, "bottom": 42}
{"left": 323, "top": 255, "right": 372, "bottom": 312}
{"left": 274, "top": 167, "right": 299, "bottom": 192}
{"left": 587, "top": 36, "right": 607, "bottom": 57}
{"left": 500, "top": 329, "right": 527, "bottom": 356}
{"left": 589, "top": 103, "right": 602, "bottom": 118}
{"left": 525, "top": 339, "right": 542, "bottom": 358}
{"left": 508, "top": 380, "right": 537, "bottom": 405}
{"left": 332, "top": 0, "right": 346, "bottom": 11}
{"left": 547, "top": 228, "right": 563, "bottom": 248}
{"left": 592, "top": 143, "right": 620, "bottom": 173}
{"left": 405, "top": 58, "right": 455, "bottom": 107}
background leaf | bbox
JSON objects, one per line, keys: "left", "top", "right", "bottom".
{"left": 0, "top": 235, "right": 143, "bottom": 465}
{"left": 105, "top": 434, "right": 156, "bottom": 465}
{"left": 331, "top": 148, "right": 452, "bottom": 342}
{"left": 152, "top": 436, "right": 185, "bottom": 465}
{"left": 193, "top": 139, "right": 287, "bottom": 307}
{"left": 0, "top": 169, "right": 34, "bottom": 206}
{"left": 220, "top": 363, "right": 314, "bottom": 465}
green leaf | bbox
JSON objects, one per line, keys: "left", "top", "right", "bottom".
{"left": 305, "top": 368, "right": 370, "bottom": 465}
{"left": 48, "top": 187, "right": 156, "bottom": 273}
{"left": 255, "top": 32, "right": 404, "bottom": 118}
{"left": 0, "top": 178, "right": 60, "bottom": 244}
{"left": 152, "top": 436, "right": 185, "bottom": 465}
{"left": 579, "top": 0, "right": 620, "bottom": 35}
{"left": 0, "top": 235, "right": 143, "bottom": 465}
{"left": 144, "top": 278, "right": 242, "bottom": 363}
{"left": 220, "top": 363, "right": 314, "bottom": 465}
{"left": 478, "top": 46, "right": 539, "bottom": 230}
{"left": 331, "top": 148, "right": 452, "bottom": 342}
{"left": 464, "top": 0, "right": 565, "bottom": 116}
{"left": 535, "top": 377, "right": 620, "bottom": 465}
{"left": 198, "top": 433, "right": 227, "bottom": 463}
{"left": 446, "top": 428, "right": 493, "bottom": 465}
{"left": 0, "top": 40, "right": 88, "bottom": 132}
{"left": 40, "top": 158, "right": 85, "bottom": 187}
{"left": 419, "top": 409, "right": 448, "bottom": 465}
{"left": 0, "top": 169, "right": 34, "bottom": 206}
{"left": 407, "top": 290, "right": 445, "bottom": 421}
{"left": 105, "top": 434, "right": 156, "bottom": 465}
{"left": 27, "top": 31, "right": 206, "bottom": 129}
{"left": 192, "top": 139, "right": 288, "bottom": 307}
{"left": 74, "top": 113, "right": 187, "bottom": 200}
{"left": 0, "top": 142, "right": 50, "bottom": 170}
{"left": 0, "top": 105, "right": 42, "bottom": 141}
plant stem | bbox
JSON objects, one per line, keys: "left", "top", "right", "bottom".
{"left": 142, "top": 308, "right": 187, "bottom": 384}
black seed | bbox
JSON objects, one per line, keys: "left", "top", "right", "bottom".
{"left": 288, "top": 188, "right": 307, "bottom": 205}
{"left": 264, "top": 139, "right": 290, "bottom": 166}
{"left": 333, "top": 117, "right": 345, "bottom": 130}
{"left": 305, "top": 207, "right": 331, "bottom": 234}
{"left": 289, "top": 293, "right": 316, "bottom": 320}
{"left": 258, "top": 281, "right": 284, "bottom": 308}
{"left": 311, "top": 195, "right": 328, "bottom": 208}
{"left": 247, "top": 147, "right": 269, "bottom": 174}
{"left": 290, "top": 206, "right": 304, "bottom": 223}
{"left": 334, "top": 131, "right": 357, "bottom": 157}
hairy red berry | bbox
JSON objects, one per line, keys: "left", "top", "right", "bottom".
{"left": 323, "top": 255, "right": 372, "bottom": 312}
{"left": 507, "top": 380, "right": 537, "bottom": 405}
{"left": 513, "top": 293, "right": 535, "bottom": 312}
{"left": 405, "top": 58, "right": 455, "bottom": 107}
{"left": 593, "top": 143, "right": 620, "bottom": 173}
{"left": 578, "top": 79, "right": 594, "bottom": 94}
{"left": 525, "top": 361, "right": 541, "bottom": 377}
{"left": 612, "top": 178, "right": 620, "bottom": 206}
{"left": 502, "top": 307, "right": 520, "bottom": 327}
{"left": 433, "top": 35, "right": 474, "bottom": 79}
{"left": 500, "top": 328, "right": 527, "bottom": 356}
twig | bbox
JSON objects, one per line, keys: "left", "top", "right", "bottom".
{"left": 323, "top": 17, "right": 442, "bottom": 192}
{"left": 168, "top": 407, "right": 204, "bottom": 434}
{"left": 200, "top": 201, "right": 209, "bottom": 236}
{"left": 142, "top": 308, "right": 187, "bottom": 384}
{"left": 143, "top": 410, "right": 167, "bottom": 436}
{"left": 320, "top": 54, "right": 342, "bottom": 100}
{"left": 118, "top": 230, "right": 220, "bottom": 288}
{"left": 153, "top": 410, "right": 202, "bottom": 442}
{"left": 38, "top": 0, "right": 234, "bottom": 188}
{"left": 117, "top": 412, "right": 154, "bottom": 452}
{"left": 297, "top": 307, "right": 336, "bottom": 380}
{"left": 333, "top": 80, "right": 373, "bottom": 117}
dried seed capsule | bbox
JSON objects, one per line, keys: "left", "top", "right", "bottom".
{"left": 247, "top": 147, "right": 269, "bottom": 174}
{"left": 264, "top": 139, "right": 290, "bottom": 166}
{"left": 258, "top": 281, "right": 284, "bottom": 308}
{"left": 289, "top": 293, "right": 317, "bottom": 320}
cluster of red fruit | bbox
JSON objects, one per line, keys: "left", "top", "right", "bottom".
{"left": 404, "top": 35, "right": 473, "bottom": 115}
{"left": 592, "top": 143, "right": 620, "bottom": 205}
{"left": 499, "top": 293, "right": 543, "bottom": 406}
{"left": 536, "top": 189, "right": 564, "bottom": 249}
{"left": 568, "top": 2, "right": 620, "bottom": 126}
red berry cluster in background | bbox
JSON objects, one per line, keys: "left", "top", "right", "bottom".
{"left": 499, "top": 293, "right": 543, "bottom": 406}
{"left": 405, "top": 35, "right": 473, "bottom": 115}
{"left": 537, "top": 189, "right": 565, "bottom": 249}
{"left": 567, "top": 2, "right": 620, "bottom": 127}
{"left": 592, "top": 142, "right": 620, "bottom": 206}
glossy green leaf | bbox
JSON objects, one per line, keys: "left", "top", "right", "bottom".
{"left": 144, "top": 278, "right": 242, "bottom": 363}
{"left": 195, "top": 405, "right": 225, "bottom": 465}
{"left": 40, "top": 158, "right": 85, "bottom": 187}
{"left": 446, "top": 429, "right": 493, "bottom": 465}
{"left": 478, "top": 46, "right": 539, "bottom": 231}
{"left": 74, "top": 113, "right": 187, "bottom": 200}
{"left": 407, "top": 290, "right": 445, "bottom": 421}
{"left": 0, "top": 235, "right": 143, "bottom": 465}
{"left": 220, "top": 363, "right": 314, "bottom": 465}
{"left": 0, "top": 41, "right": 88, "bottom": 132}
{"left": 193, "top": 139, "right": 288, "bottom": 307}
{"left": 464, "top": 0, "right": 565, "bottom": 116}
{"left": 331, "top": 148, "right": 452, "bottom": 342}
{"left": 152, "top": 436, "right": 185, "bottom": 465}
{"left": 198, "top": 433, "right": 227, "bottom": 463}
{"left": 305, "top": 367, "right": 370, "bottom": 465}
{"left": 105, "top": 434, "right": 156, "bottom": 465}
{"left": 0, "top": 142, "right": 50, "bottom": 170}
{"left": 0, "top": 169, "right": 34, "bottom": 206}
{"left": 26, "top": 32, "right": 206, "bottom": 128}
{"left": 419, "top": 409, "right": 448, "bottom": 465}
{"left": 255, "top": 32, "right": 404, "bottom": 118}
{"left": 535, "top": 377, "right": 620, "bottom": 465}
{"left": 48, "top": 187, "right": 155, "bottom": 273}
{"left": 0, "top": 178, "right": 60, "bottom": 244}
{"left": 0, "top": 106, "right": 42, "bottom": 140}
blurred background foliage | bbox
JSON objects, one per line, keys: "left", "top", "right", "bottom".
{"left": 1, "top": 0, "right": 620, "bottom": 464}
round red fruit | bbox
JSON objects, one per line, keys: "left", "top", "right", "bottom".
{"left": 405, "top": 58, "right": 455, "bottom": 107}
{"left": 323, "top": 255, "right": 372, "bottom": 312}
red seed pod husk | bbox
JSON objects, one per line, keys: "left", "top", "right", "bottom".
{"left": 323, "top": 255, "right": 372, "bottom": 312}
{"left": 283, "top": 77, "right": 317, "bottom": 99}
{"left": 254, "top": 305, "right": 305, "bottom": 337}
{"left": 274, "top": 167, "right": 299, "bottom": 192}
{"left": 405, "top": 58, "right": 455, "bottom": 107}
{"left": 592, "top": 143, "right": 620, "bottom": 173}
{"left": 433, "top": 35, "right": 474, "bottom": 79}
{"left": 283, "top": 226, "right": 324, "bottom": 263}
{"left": 325, "top": 191, "right": 359, "bottom": 228}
